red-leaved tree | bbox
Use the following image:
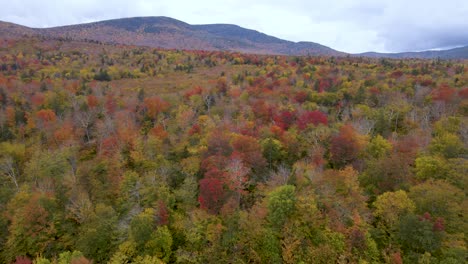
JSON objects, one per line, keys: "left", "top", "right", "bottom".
{"left": 297, "top": 110, "right": 328, "bottom": 130}
{"left": 199, "top": 177, "right": 224, "bottom": 214}
{"left": 330, "top": 124, "right": 363, "bottom": 168}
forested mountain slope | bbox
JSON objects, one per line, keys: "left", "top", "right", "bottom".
{"left": 0, "top": 17, "right": 342, "bottom": 56}
{"left": 2, "top": 17, "right": 468, "bottom": 58}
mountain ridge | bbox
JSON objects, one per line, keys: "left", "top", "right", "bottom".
{"left": 1, "top": 16, "right": 340, "bottom": 56}
{"left": 357, "top": 45, "right": 468, "bottom": 59}
{"left": 1, "top": 16, "right": 467, "bottom": 59}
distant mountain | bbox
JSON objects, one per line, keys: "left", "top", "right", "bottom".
{"left": 0, "top": 21, "right": 36, "bottom": 38}
{"left": 0, "top": 17, "right": 342, "bottom": 56}
{"left": 1, "top": 17, "right": 467, "bottom": 58}
{"left": 359, "top": 46, "right": 468, "bottom": 59}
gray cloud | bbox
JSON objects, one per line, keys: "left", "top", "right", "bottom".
{"left": 1, "top": 0, "right": 467, "bottom": 53}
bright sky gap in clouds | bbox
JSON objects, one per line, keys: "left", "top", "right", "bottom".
{"left": 1, "top": 0, "right": 467, "bottom": 53}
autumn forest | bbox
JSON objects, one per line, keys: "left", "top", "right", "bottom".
{"left": 0, "top": 36, "right": 467, "bottom": 264}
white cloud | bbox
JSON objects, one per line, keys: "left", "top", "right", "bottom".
{"left": 1, "top": 0, "right": 467, "bottom": 53}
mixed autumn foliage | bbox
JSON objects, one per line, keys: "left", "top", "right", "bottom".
{"left": 0, "top": 36, "right": 467, "bottom": 264}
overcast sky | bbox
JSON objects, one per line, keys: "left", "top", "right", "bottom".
{"left": 1, "top": 0, "right": 467, "bottom": 53}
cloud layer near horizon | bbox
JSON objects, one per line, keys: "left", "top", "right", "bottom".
{"left": 1, "top": 0, "right": 467, "bottom": 53}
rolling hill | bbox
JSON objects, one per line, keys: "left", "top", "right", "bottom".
{"left": 0, "top": 17, "right": 342, "bottom": 56}
{"left": 1, "top": 16, "right": 467, "bottom": 58}
{"left": 359, "top": 45, "right": 468, "bottom": 59}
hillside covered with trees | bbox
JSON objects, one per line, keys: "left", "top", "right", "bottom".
{"left": 0, "top": 36, "right": 466, "bottom": 264}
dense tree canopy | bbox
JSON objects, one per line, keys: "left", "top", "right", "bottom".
{"left": 0, "top": 36, "right": 466, "bottom": 263}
